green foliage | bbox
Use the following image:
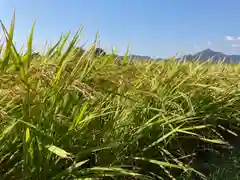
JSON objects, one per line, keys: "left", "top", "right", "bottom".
{"left": 94, "top": 47, "right": 106, "bottom": 57}
{"left": 209, "top": 148, "right": 240, "bottom": 180}
{"left": 1, "top": 13, "right": 240, "bottom": 180}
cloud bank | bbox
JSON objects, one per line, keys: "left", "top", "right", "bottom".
{"left": 225, "top": 36, "right": 235, "bottom": 41}
{"left": 225, "top": 36, "right": 240, "bottom": 41}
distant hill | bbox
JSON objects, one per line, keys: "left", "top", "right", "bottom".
{"left": 181, "top": 49, "right": 240, "bottom": 63}
{"left": 84, "top": 47, "right": 240, "bottom": 63}
{"left": 116, "top": 49, "right": 240, "bottom": 63}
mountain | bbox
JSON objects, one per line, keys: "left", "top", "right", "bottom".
{"left": 129, "top": 54, "right": 151, "bottom": 60}
{"left": 181, "top": 49, "right": 240, "bottom": 63}
{"left": 113, "top": 49, "right": 240, "bottom": 63}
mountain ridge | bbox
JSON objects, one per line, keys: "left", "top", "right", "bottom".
{"left": 181, "top": 49, "right": 240, "bottom": 63}
{"left": 117, "top": 49, "right": 240, "bottom": 63}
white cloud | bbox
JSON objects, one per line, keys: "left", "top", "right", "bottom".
{"left": 237, "top": 37, "right": 240, "bottom": 40}
{"left": 225, "top": 36, "right": 235, "bottom": 41}
{"left": 207, "top": 41, "right": 212, "bottom": 45}
{"left": 232, "top": 44, "right": 240, "bottom": 47}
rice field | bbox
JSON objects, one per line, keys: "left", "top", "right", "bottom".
{"left": 1, "top": 13, "right": 240, "bottom": 180}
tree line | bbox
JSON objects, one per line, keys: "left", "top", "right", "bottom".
{"left": 31, "top": 47, "right": 106, "bottom": 59}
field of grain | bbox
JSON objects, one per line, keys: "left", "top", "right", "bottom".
{"left": 1, "top": 15, "right": 240, "bottom": 180}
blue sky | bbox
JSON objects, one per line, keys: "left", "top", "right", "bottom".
{"left": 1, "top": 0, "right": 240, "bottom": 58}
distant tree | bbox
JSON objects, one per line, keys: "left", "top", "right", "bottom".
{"left": 94, "top": 48, "right": 106, "bottom": 56}
{"left": 23, "top": 50, "right": 41, "bottom": 59}
{"left": 74, "top": 47, "right": 85, "bottom": 55}
{"left": 73, "top": 47, "right": 106, "bottom": 58}
{"left": 32, "top": 52, "right": 41, "bottom": 59}
{"left": 73, "top": 47, "right": 85, "bottom": 59}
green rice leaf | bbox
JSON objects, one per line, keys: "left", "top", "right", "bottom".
{"left": 25, "top": 127, "right": 30, "bottom": 142}
{"left": 46, "top": 144, "right": 71, "bottom": 159}
{"left": 0, "top": 121, "right": 18, "bottom": 140}
{"left": 0, "top": 11, "right": 15, "bottom": 71}
{"left": 199, "top": 138, "right": 229, "bottom": 145}
{"left": 133, "top": 157, "right": 187, "bottom": 170}
{"left": 69, "top": 103, "right": 88, "bottom": 130}
{"left": 57, "top": 31, "right": 70, "bottom": 56}
{"left": 89, "top": 167, "right": 142, "bottom": 177}
{"left": 143, "top": 124, "right": 183, "bottom": 151}
{"left": 121, "top": 45, "right": 130, "bottom": 65}
{"left": 26, "top": 19, "right": 36, "bottom": 68}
